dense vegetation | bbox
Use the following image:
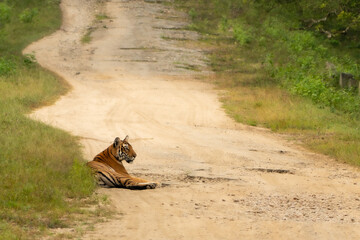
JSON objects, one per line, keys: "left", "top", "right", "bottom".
{"left": 0, "top": 0, "right": 96, "bottom": 238}
{"left": 175, "top": 0, "right": 360, "bottom": 165}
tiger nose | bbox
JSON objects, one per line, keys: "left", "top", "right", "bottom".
{"left": 134, "top": 153, "right": 137, "bottom": 158}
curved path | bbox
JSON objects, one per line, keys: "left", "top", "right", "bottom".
{"left": 25, "top": 0, "right": 360, "bottom": 239}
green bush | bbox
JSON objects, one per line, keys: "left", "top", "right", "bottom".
{"left": 232, "top": 22, "right": 251, "bottom": 45}
{"left": 0, "top": 2, "right": 11, "bottom": 24}
{"left": 19, "top": 8, "right": 38, "bottom": 23}
{"left": 287, "top": 31, "right": 318, "bottom": 53}
{"left": 23, "top": 53, "right": 37, "bottom": 66}
{"left": 188, "top": 8, "right": 197, "bottom": 20}
{"left": 0, "top": 57, "right": 16, "bottom": 76}
{"left": 263, "top": 17, "right": 288, "bottom": 40}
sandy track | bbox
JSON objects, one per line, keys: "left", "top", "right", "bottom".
{"left": 25, "top": 0, "right": 360, "bottom": 239}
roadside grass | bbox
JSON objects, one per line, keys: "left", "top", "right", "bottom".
{"left": 220, "top": 77, "right": 360, "bottom": 166}
{"left": 173, "top": 0, "right": 360, "bottom": 166}
{"left": 218, "top": 60, "right": 360, "bottom": 166}
{"left": 0, "top": 1, "right": 63, "bottom": 56}
{"left": 0, "top": 0, "right": 100, "bottom": 239}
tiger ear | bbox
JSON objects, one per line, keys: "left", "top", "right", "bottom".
{"left": 113, "top": 137, "right": 121, "bottom": 148}
{"left": 123, "top": 135, "right": 129, "bottom": 142}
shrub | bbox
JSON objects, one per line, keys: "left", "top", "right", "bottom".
{"left": 19, "top": 8, "right": 38, "bottom": 23}
{"left": 0, "top": 57, "right": 16, "bottom": 76}
{"left": 23, "top": 53, "right": 37, "bottom": 66}
{"left": 232, "top": 22, "right": 251, "bottom": 45}
{"left": 188, "top": 8, "right": 197, "bottom": 20}
{"left": 0, "top": 3, "right": 11, "bottom": 25}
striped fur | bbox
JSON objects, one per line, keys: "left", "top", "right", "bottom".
{"left": 87, "top": 136, "right": 158, "bottom": 190}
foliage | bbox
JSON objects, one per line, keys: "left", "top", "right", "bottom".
{"left": 253, "top": 0, "right": 360, "bottom": 41}
{"left": 0, "top": 0, "right": 64, "bottom": 56}
{"left": 232, "top": 22, "right": 252, "bottom": 45}
{"left": 179, "top": 0, "right": 360, "bottom": 117}
{"left": 19, "top": 8, "right": 38, "bottom": 23}
{"left": 23, "top": 53, "right": 37, "bottom": 66}
{"left": 0, "top": 57, "right": 16, "bottom": 76}
{"left": 290, "top": 75, "right": 360, "bottom": 114}
{"left": 0, "top": 2, "right": 11, "bottom": 25}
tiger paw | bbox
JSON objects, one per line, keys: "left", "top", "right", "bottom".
{"left": 150, "top": 182, "right": 160, "bottom": 189}
{"left": 145, "top": 182, "right": 159, "bottom": 189}
{"left": 134, "top": 182, "right": 158, "bottom": 190}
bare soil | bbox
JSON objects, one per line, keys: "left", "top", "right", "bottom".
{"left": 25, "top": 0, "right": 360, "bottom": 239}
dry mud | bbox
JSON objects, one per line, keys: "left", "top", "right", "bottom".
{"left": 25, "top": 0, "right": 360, "bottom": 239}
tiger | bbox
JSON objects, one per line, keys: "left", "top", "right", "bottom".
{"left": 87, "top": 136, "right": 158, "bottom": 189}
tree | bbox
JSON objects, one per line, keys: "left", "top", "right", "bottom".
{"left": 298, "top": 0, "right": 360, "bottom": 40}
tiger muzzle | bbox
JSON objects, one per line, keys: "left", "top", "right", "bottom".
{"left": 125, "top": 156, "right": 135, "bottom": 164}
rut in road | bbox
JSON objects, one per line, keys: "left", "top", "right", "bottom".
{"left": 25, "top": 0, "right": 360, "bottom": 239}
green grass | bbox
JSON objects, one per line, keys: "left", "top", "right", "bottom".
{"left": 173, "top": 0, "right": 360, "bottom": 166}
{"left": 0, "top": 0, "right": 97, "bottom": 238}
{"left": 96, "top": 14, "right": 109, "bottom": 21}
{"left": 81, "top": 28, "right": 94, "bottom": 44}
{"left": 0, "top": 1, "right": 62, "bottom": 56}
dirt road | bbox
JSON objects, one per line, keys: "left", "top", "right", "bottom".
{"left": 25, "top": 0, "right": 360, "bottom": 239}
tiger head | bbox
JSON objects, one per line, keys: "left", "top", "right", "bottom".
{"left": 112, "top": 136, "right": 137, "bottom": 164}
